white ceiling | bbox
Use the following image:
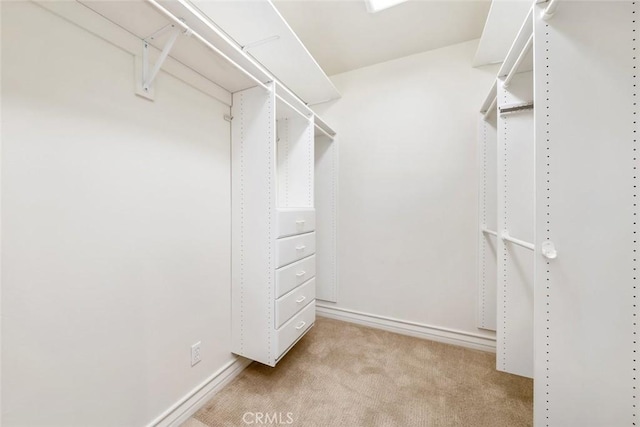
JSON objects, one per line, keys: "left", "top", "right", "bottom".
{"left": 272, "top": 0, "right": 492, "bottom": 76}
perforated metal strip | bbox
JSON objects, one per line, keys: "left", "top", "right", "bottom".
{"left": 501, "top": 85, "right": 509, "bottom": 372}
{"left": 308, "top": 124, "right": 313, "bottom": 206}
{"left": 267, "top": 93, "right": 274, "bottom": 363}
{"left": 481, "top": 121, "right": 488, "bottom": 328}
{"left": 631, "top": 2, "right": 639, "bottom": 424}
{"left": 239, "top": 93, "right": 245, "bottom": 353}
{"left": 542, "top": 17, "right": 553, "bottom": 427}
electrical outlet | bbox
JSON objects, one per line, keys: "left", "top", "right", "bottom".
{"left": 191, "top": 341, "right": 201, "bottom": 367}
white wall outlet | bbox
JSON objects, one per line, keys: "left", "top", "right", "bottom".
{"left": 191, "top": 341, "right": 201, "bottom": 367}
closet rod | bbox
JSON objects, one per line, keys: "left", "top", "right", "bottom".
{"left": 276, "top": 82, "right": 314, "bottom": 117}
{"left": 482, "top": 96, "right": 497, "bottom": 121}
{"left": 499, "top": 102, "right": 534, "bottom": 115}
{"left": 482, "top": 228, "right": 498, "bottom": 237}
{"left": 542, "top": 0, "right": 559, "bottom": 20}
{"left": 145, "top": 0, "right": 270, "bottom": 91}
{"left": 276, "top": 94, "right": 313, "bottom": 122}
{"left": 314, "top": 123, "right": 335, "bottom": 140}
{"left": 503, "top": 34, "right": 533, "bottom": 89}
{"left": 501, "top": 231, "right": 535, "bottom": 251}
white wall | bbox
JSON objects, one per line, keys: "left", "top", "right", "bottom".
{"left": 314, "top": 40, "right": 498, "bottom": 341}
{"left": 1, "top": 2, "right": 235, "bottom": 425}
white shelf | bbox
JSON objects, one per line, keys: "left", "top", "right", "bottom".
{"left": 35, "top": 0, "right": 275, "bottom": 106}
{"left": 188, "top": 0, "right": 341, "bottom": 105}
{"left": 473, "top": 0, "right": 535, "bottom": 67}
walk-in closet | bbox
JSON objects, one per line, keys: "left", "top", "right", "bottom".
{"left": 1, "top": 0, "right": 637, "bottom": 426}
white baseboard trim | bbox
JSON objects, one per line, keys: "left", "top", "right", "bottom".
{"left": 316, "top": 304, "right": 496, "bottom": 353}
{"left": 149, "top": 357, "right": 252, "bottom": 427}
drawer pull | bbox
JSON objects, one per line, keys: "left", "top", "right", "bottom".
{"left": 296, "top": 220, "right": 306, "bottom": 225}
{"left": 295, "top": 321, "right": 306, "bottom": 330}
{"left": 295, "top": 271, "right": 306, "bottom": 278}
{"left": 295, "top": 296, "right": 307, "bottom": 304}
{"left": 295, "top": 245, "right": 306, "bottom": 251}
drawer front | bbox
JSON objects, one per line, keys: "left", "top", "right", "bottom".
{"left": 276, "top": 232, "right": 316, "bottom": 268}
{"left": 276, "top": 255, "right": 316, "bottom": 298}
{"left": 276, "top": 209, "right": 315, "bottom": 238}
{"left": 275, "top": 278, "right": 315, "bottom": 328}
{"left": 276, "top": 301, "right": 315, "bottom": 359}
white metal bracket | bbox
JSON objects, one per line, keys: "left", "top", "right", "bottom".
{"left": 135, "top": 23, "right": 191, "bottom": 100}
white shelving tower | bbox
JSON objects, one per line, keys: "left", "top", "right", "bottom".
{"left": 478, "top": 0, "right": 640, "bottom": 424}
{"left": 231, "top": 82, "right": 317, "bottom": 367}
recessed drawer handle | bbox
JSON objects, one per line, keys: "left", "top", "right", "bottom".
{"left": 295, "top": 321, "right": 306, "bottom": 330}
{"left": 295, "top": 245, "right": 306, "bottom": 251}
{"left": 295, "top": 296, "right": 306, "bottom": 304}
{"left": 295, "top": 271, "right": 306, "bottom": 278}
{"left": 296, "top": 220, "right": 306, "bottom": 225}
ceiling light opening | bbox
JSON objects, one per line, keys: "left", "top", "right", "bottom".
{"left": 364, "top": 0, "right": 409, "bottom": 14}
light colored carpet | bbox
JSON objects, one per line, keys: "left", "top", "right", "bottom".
{"left": 188, "top": 317, "right": 532, "bottom": 427}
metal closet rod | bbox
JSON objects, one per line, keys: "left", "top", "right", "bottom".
{"left": 499, "top": 102, "right": 534, "bottom": 115}
{"left": 501, "top": 231, "right": 535, "bottom": 251}
{"left": 145, "top": 0, "right": 270, "bottom": 91}
{"left": 503, "top": 33, "right": 533, "bottom": 89}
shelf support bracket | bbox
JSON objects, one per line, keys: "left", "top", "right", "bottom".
{"left": 136, "top": 24, "right": 190, "bottom": 100}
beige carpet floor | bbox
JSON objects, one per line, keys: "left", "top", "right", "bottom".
{"left": 185, "top": 317, "right": 532, "bottom": 427}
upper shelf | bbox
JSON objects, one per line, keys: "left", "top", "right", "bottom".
{"left": 36, "top": 0, "right": 340, "bottom": 114}
{"left": 79, "top": 0, "right": 274, "bottom": 93}
{"left": 188, "top": 0, "right": 341, "bottom": 106}
{"left": 36, "top": 0, "right": 273, "bottom": 106}
{"left": 473, "top": 0, "right": 535, "bottom": 67}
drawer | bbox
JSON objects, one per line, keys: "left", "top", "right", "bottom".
{"left": 276, "top": 300, "right": 315, "bottom": 360}
{"left": 275, "top": 278, "right": 315, "bottom": 328}
{"left": 277, "top": 208, "right": 315, "bottom": 238}
{"left": 276, "top": 232, "right": 315, "bottom": 268}
{"left": 276, "top": 255, "right": 316, "bottom": 298}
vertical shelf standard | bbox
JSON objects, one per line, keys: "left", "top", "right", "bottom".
{"left": 314, "top": 117, "right": 338, "bottom": 302}
{"left": 478, "top": 82, "right": 498, "bottom": 332}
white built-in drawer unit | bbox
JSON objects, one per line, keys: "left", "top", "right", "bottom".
{"left": 276, "top": 254, "right": 316, "bottom": 298}
{"left": 275, "top": 278, "right": 315, "bottom": 328}
{"left": 232, "top": 83, "right": 318, "bottom": 367}
{"left": 277, "top": 208, "right": 315, "bottom": 238}
{"left": 276, "top": 301, "right": 316, "bottom": 359}
{"left": 276, "top": 232, "right": 316, "bottom": 268}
